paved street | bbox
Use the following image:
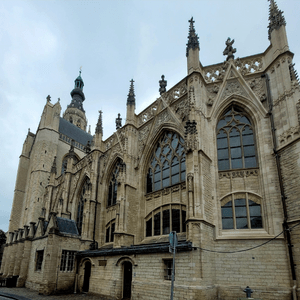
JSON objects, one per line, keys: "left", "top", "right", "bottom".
{"left": 0, "top": 288, "right": 107, "bottom": 300}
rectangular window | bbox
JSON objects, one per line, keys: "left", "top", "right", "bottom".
{"left": 36, "top": 250, "right": 44, "bottom": 271}
{"left": 163, "top": 259, "right": 174, "bottom": 281}
{"left": 60, "top": 250, "right": 76, "bottom": 272}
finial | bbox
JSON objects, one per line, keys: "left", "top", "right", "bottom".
{"left": 80, "top": 66, "right": 82, "bottom": 75}
{"left": 46, "top": 95, "right": 51, "bottom": 102}
{"left": 186, "top": 17, "right": 199, "bottom": 57}
{"left": 116, "top": 113, "right": 122, "bottom": 129}
{"left": 58, "top": 98, "right": 60, "bottom": 102}
{"left": 127, "top": 79, "right": 136, "bottom": 106}
{"left": 95, "top": 110, "right": 103, "bottom": 135}
{"left": 159, "top": 75, "right": 167, "bottom": 95}
{"left": 88, "top": 125, "right": 91, "bottom": 134}
{"left": 268, "top": 0, "right": 286, "bottom": 40}
{"left": 223, "top": 37, "right": 236, "bottom": 61}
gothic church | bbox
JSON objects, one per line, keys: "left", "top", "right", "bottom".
{"left": 1, "top": 1, "right": 300, "bottom": 299}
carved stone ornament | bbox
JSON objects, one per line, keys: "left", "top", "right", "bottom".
{"left": 279, "top": 125, "right": 300, "bottom": 146}
{"left": 184, "top": 120, "right": 198, "bottom": 152}
{"left": 174, "top": 98, "right": 190, "bottom": 121}
{"left": 206, "top": 84, "right": 220, "bottom": 106}
{"left": 153, "top": 110, "right": 173, "bottom": 134}
{"left": 138, "top": 124, "right": 150, "bottom": 160}
{"left": 247, "top": 78, "right": 266, "bottom": 102}
{"left": 218, "top": 169, "right": 259, "bottom": 179}
{"left": 297, "top": 100, "right": 300, "bottom": 125}
{"left": 221, "top": 79, "right": 247, "bottom": 101}
{"left": 235, "top": 57, "right": 263, "bottom": 76}
{"left": 187, "top": 173, "right": 194, "bottom": 192}
{"left": 223, "top": 38, "right": 236, "bottom": 61}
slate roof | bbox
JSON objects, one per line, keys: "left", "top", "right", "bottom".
{"left": 56, "top": 217, "right": 79, "bottom": 236}
{"left": 59, "top": 117, "right": 93, "bottom": 146}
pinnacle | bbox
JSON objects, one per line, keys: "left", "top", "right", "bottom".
{"left": 95, "top": 110, "right": 103, "bottom": 135}
{"left": 186, "top": 17, "right": 199, "bottom": 57}
{"left": 268, "top": 0, "right": 286, "bottom": 40}
{"left": 127, "top": 79, "right": 136, "bottom": 106}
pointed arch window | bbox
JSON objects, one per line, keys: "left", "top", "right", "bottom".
{"left": 147, "top": 131, "right": 186, "bottom": 193}
{"left": 217, "top": 106, "right": 257, "bottom": 171}
{"left": 107, "top": 158, "right": 125, "bottom": 207}
{"left": 76, "top": 179, "right": 90, "bottom": 235}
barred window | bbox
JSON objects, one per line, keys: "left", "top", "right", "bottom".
{"left": 35, "top": 250, "right": 44, "bottom": 271}
{"left": 147, "top": 131, "right": 186, "bottom": 193}
{"left": 107, "top": 158, "right": 125, "bottom": 207}
{"left": 60, "top": 250, "right": 76, "bottom": 272}
{"left": 105, "top": 220, "right": 115, "bottom": 243}
{"left": 145, "top": 205, "right": 186, "bottom": 237}
{"left": 217, "top": 106, "right": 257, "bottom": 171}
{"left": 222, "top": 196, "right": 263, "bottom": 230}
{"left": 163, "top": 259, "right": 174, "bottom": 281}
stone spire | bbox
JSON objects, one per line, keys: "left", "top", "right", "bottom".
{"left": 268, "top": 0, "right": 286, "bottom": 40}
{"left": 95, "top": 110, "right": 103, "bottom": 135}
{"left": 127, "top": 79, "right": 135, "bottom": 106}
{"left": 186, "top": 17, "right": 199, "bottom": 57}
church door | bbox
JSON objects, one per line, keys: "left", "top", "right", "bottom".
{"left": 123, "top": 261, "right": 132, "bottom": 299}
{"left": 82, "top": 261, "right": 91, "bottom": 292}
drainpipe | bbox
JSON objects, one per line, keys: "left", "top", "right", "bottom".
{"left": 262, "top": 73, "right": 297, "bottom": 298}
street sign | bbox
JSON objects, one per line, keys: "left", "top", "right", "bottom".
{"left": 169, "top": 231, "right": 178, "bottom": 248}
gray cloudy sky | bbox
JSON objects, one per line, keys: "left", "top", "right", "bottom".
{"left": 0, "top": 0, "right": 299, "bottom": 232}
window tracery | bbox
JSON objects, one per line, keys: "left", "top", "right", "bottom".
{"left": 217, "top": 106, "right": 257, "bottom": 171}
{"left": 147, "top": 131, "right": 186, "bottom": 193}
{"left": 107, "top": 158, "right": 124, "bottom": 207}
{"left": 145, "top": 204, "right": 186, "bottom": 237}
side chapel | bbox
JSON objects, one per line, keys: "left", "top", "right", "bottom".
{"left": 1, "top": 1, "right": 300, "bottom": 299}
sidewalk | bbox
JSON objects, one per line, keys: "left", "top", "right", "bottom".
{"left": 0, "top": 288, "right": 107, "bottom": 300}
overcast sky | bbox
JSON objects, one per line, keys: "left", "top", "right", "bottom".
{"left": 0, "top": 0, "right": 299, "bottom": 232}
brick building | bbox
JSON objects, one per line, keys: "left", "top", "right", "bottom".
{"left": 1, "top": 1, "right": 300, "bottom": 299}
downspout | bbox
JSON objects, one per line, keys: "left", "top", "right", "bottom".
{"left": 262, "top": 73, "right": 297, "bottom": 298}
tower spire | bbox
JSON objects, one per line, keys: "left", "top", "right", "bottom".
{"left": 95, "top": 110, "right": 103, "bottom": 135}
{"left": 127, "top": 79, "right": 135, "bottom": 106}
{"left": 268, "top": 0, "right": 286, "bottom": 40}
{"left": 186, "top": 17, "right": 199, "bottom": 57}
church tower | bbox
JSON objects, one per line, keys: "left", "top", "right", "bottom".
{"left": 63, "top": 71, "right": 88, "bottom": 131}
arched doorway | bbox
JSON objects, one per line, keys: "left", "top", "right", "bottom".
{"left": 123, "top": 261, "right": 132, "bottom": 299}
{"left": 82, "top": 261, "right": 91, "bottom": 293}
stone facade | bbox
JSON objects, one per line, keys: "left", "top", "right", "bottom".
{"left": 1, "top": 1, "right": 300, "bottom": 299}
